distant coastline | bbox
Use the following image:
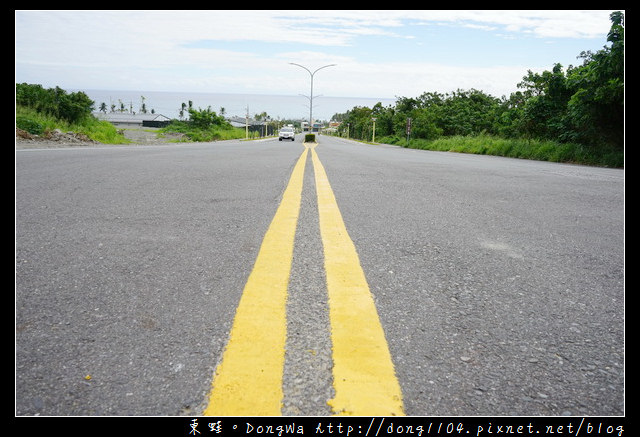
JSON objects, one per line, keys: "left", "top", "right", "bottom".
{"left": 80, "top": 89, "right": 396, "bottom": 122}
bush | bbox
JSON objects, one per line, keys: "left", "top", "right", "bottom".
{"left": 187, "top": 106, "right": 227, "bottom": 130}
{"left": 160, "top": 120, "right": 245, "bottom": 142}
{"left": 305, "top": 133, "right": 316, "bottom": 143}
{"left": 16, "top": 116, "right": 44, "bottom": 135}
{"left": 16, "top": 83, "right": 94, "bottom": 124}
{"left": 16, "top": 104, "right": 129, "bottom": 144}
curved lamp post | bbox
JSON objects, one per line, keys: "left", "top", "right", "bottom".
{"left": 289, "top": 63, "right": 336, "bottom": 132}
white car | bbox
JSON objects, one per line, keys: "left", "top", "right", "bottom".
{"left": 279, "top": 126, "right": 295, "bottom": 141}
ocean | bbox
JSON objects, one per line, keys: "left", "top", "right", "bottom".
{"left": 83, "top": 89, "right": 397, "bottom": 122}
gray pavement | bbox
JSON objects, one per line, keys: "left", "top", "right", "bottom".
{"left": 15, "top": 136, "right": 624, "bottom": 416}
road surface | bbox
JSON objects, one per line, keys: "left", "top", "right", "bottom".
{"left": 15, "top": 135, "right": 624, "bottom": 416}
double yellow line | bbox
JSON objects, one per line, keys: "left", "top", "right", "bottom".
{"left": 204, "top": 143, "right": 404, "bottom": 416}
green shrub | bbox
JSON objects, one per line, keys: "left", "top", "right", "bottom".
{"left": 159, "top": 120, "right": 245, "bottom": 142}
{"left": 305, "top": 133, "right": 316, "bottom": 143}
{"left": 16, "top": 116, "right": 44, "bottom": 135}
{"left": 378, "top": 133, "right": 622, "bottom": 167}
{"left": 16, "top": 103, "right": 129, "bottom": 144}
{"left": 187, "top": 106, "right": 226, "bottom": 130}
{"left": 16, "top": 83, "right": 94, "bottom": 124}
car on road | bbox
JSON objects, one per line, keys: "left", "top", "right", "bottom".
{"left": 279, "top": 126, "right": 295, "bottom": 141}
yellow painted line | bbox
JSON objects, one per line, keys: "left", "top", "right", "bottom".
{"left": 311, "top": 148, "right": 404, "bottom": 416}
{"left": 204, "top": 147, "right": 309, "bottom": 416}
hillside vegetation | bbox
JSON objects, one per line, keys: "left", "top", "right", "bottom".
{"left": 332, "top": 11, "right": 624, "bottom": 168}
{"left": 15, "top": 84, "right": 245, "bottom": 144}
{"left": 16, "top": 85, "right": 129, "bottom": 144}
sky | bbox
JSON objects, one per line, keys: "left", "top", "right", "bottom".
{"left": 15, "top": 10, "right": 620, "bottom": 100}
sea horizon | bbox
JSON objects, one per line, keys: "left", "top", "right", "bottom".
{"left": 81, "top": 89, "right": 397, "bottom": 122}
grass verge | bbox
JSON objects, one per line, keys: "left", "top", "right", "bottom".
{"left": 160, "top": 121, "right": 246, "bottom": 142}
{"left": 377, "top": 134, "right": 623, "bottom": 168}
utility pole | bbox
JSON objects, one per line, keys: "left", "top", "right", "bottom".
{"left": 372, "top": 117, "right": 377, "bottom": 143}
{"left": 245, "top": 105, "right": 249, "bottom": 139}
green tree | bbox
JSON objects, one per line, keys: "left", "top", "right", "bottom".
{"left": 391, "top": 94, "right": 443, "bottom": 140}
{"left": 16, "top": 83, "right": 94, "bottom": 123}
{"left": 188, "top": 106, "right": 227, "bottom": 129}
{"left": 495, "top": 91, "right": 526, "bottom": 138}
{"left": 434, "top": 89, "right": 501, "bottom": 136}
{"left": 370, "top": 102, "right": 395, "bottom": 138}
{"left": 407, "top": 109, "right": 442, "bottom": 140}
{"left": 335, "top": 106, "right": 373, "bottom": 140}
{"left": 57, "top": 89, "right": 94, "bottom": 123}
{"left": 516, "top": 64, "right": 572, "bottom": 140}
{"left": 329, "top": 10, "right": 623, "bottom": 156}
{"left": 564, "top": 11, "right": 624, "bottom": 149}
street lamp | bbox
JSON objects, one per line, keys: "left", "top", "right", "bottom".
{"left": 289, "top": 63, "right": 336, "bottom": 132}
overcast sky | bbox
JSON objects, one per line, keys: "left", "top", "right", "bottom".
{"left": 15, "top": 10, "right": 618, "bottom": 99}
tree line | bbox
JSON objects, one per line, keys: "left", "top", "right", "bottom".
{"left": 16, "top": 83, "right": 94, "bottom": 124}
{"left": 333, "top": 12, "right": 623, "bottom": 154}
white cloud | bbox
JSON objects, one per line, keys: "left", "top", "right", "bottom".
{"left": 312, "top": 60, "right": 536, "bottom": 98}
{"left": 406, "top": 10, "right": 614, "bottom": 39}
{"left": 15, "top": 10, "right": 618, "bottom": 98}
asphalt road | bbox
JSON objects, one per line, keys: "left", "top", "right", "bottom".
{"left": 15, "top": 135, "right": 624, "bottom": 417}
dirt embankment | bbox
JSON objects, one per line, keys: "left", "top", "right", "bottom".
{"left": 16, "top": 125, "right": 186, "bottom": 149}
{"left": 16, "top": 127, "right": 99, "bottom": 148}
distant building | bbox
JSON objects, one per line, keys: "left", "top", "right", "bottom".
{"left": 324, "top": 121, "right": 341, "bottom": 135}
{"left": 227, "top": 116, "right": 263, "bottom": 128}
{"left": 301, "top": 121, "right": 323, "bottom": 133}
{"left": 93, "top": 112, "right": 172, "bottom": 127}
{"left": 226, "top": 116, "right": 275, "bottom": 137}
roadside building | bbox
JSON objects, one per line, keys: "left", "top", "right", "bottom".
{"left": 93, "top": 112, "right": 172, "bottom": 127}
{"left": 227, "top": 116, "right": 275, "bottom": 137}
